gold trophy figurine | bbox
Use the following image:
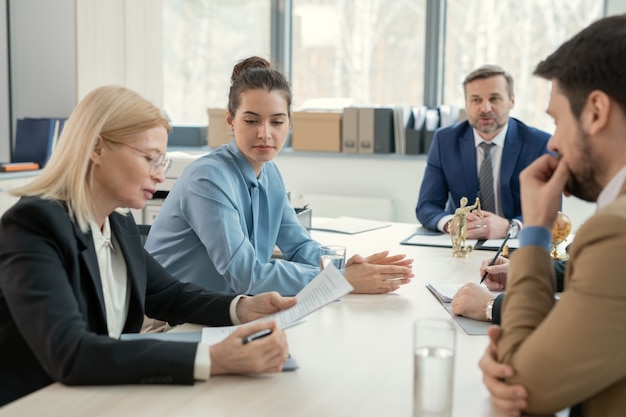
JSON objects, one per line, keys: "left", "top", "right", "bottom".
{"left": 551, "top": 211, "right": 572, "bottom": 260}
{"left": 449, "top": 196, "right": 481, "bottom": 258}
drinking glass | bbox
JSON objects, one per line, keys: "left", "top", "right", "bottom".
{"left": 413, "top": 317, "right": 456, "bottom": 417}
{"left": 319, "top": 245, "right": 346, "bottom": 270}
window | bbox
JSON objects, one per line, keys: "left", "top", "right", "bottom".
{"left": 443, "top": 0, "right": 605, "bottom": 132}
{"left": 163, "top": 0, "right": 271, "bottom": 123}
{"left": 162, "top": 0, "right": 605, "bottom": 131}
{"left": 291, "top": 0, "right": 427, "bottom": 109}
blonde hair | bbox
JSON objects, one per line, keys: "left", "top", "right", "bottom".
{"left": 13, "top": 85, "right": 171, "bottom": 232}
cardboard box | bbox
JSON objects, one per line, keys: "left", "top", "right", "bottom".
{"left": 291, "top": 111, "right": 342, "bottom": 152}
{"left": 206, "top": 108, "right": 233, "bottom": 148}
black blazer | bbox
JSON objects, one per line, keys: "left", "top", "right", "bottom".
{"left": 0, "top": 197, "right": 236, "bottom": 405}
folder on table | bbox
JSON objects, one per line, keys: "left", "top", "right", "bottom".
{"left": 425, "top": 283, "right": 497, "bottom": 335}
{"left": 400, "top": 228, "right": 478, "bottom": 248}
{"left": 311, "top": 216, "right": 390, "bottom": 234}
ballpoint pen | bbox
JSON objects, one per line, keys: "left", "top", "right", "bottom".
{"left": 242, "top": 329, "right": 272, "bottom": 345}
{"left": 480, "top": 232, "right": 511, "bottom": 284}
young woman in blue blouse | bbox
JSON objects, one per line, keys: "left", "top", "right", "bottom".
{"left": 146, "top": 56, "right": 413, "bottom": 296}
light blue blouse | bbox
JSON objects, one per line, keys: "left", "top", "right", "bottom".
{"left": 145, "top": 142, "right": 321, "bottom": 296}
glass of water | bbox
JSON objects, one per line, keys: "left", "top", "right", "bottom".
{"left": 319, "top": 245, "right": 346, "bottom": 271}
{"left": 413, "top": 317, "right": 456, "bottom": 417}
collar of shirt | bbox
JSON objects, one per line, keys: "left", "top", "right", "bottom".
{"left": 473, "top": 121, "right": 509, "bottom": 148}
{"left": 597, "top": 165, "right": 626, "bottom": 210}
{"left": 90, "top": 217, "right": 115, "bottom": 252}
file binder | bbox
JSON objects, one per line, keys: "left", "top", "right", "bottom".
{"left": 357, "top": 107, "right": 394, "bottom": 154}
{"left": 421, "top": 108, "right": 440, "bottom": 154}
{"left": 341, "top": 107, "right": 359, "bottom": 153}
{"left": 13, "top": 118, "right": 66, "bottom": 168}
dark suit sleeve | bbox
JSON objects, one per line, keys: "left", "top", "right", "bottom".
{"left": 554, "top": 260, "right": 566, "bottom": 292}
{"left": 142, "top": 251, "right": 235, "bottom": 326}
{"left": 416, "top": 132, "right": 451, "bottom": 230}
{"left": 491, "top": 260, "right": 565, "bottom": 326}
{"left": 0, "top": 198, "right": 232, "bottom": 399}
{"left": 492, "top": 293, "right": 505, "bottom": 325}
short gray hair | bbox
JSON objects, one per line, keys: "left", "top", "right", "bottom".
{"left": 463, "top": 64, "right": 514, "bottom": 98}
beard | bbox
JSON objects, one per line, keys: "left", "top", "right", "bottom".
{"left": 564, "top": 129, "right": 603, "bottom": 202}
{"left": 469, "top": 112, "right": 506, "bottom": 136}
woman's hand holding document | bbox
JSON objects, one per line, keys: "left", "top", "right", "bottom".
{"left": 202, "top": 264, "right": 353, "bottom": 344}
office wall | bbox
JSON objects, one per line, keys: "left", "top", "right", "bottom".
{"left": 8, "top": 0, "right": 76, "bottom": 153}
{"left": 3, "top": 0, "right": 163, "bottom": 159}
{"left": 75, "top": 0, "right": 163, "bottom": 105}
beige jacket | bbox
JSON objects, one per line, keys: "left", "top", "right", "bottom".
{"left": 498, "top": 183, "right": 626, "bottom": 416}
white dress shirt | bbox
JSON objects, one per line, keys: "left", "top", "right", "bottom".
{"left": 90, "top": 218, "right": 129, "bottom": 339}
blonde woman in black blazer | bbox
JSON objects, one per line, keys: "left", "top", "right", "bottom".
{"left": 0, "top": 86, "right": 295, "bottom": 406}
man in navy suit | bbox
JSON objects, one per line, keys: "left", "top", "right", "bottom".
{"left": 416, "top": 65, "right": 551, "bottom": 239}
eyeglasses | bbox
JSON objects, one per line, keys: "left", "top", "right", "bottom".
{"left": 111, "top": 142, "right": 172, "bottom": 175}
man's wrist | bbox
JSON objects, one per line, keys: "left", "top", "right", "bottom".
{"left": 508, "top": 219, "right": 521, "bottom": 238}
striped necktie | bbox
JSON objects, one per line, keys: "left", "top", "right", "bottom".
{"left": 478, "top": 142, "right": 496, "bottom": 213}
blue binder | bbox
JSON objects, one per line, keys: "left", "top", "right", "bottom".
{"left": 13, "top": 118, "right": 66, "bottom": 167}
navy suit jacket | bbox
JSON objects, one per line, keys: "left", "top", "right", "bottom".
{"left": 416, "top": 117, "right": 551, "bottom": 231}
{"left": 0, "top": 197, "right": 236, "bottom": 406}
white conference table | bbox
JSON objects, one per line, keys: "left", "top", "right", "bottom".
{"left": 0, "top": 221, "right": 566, "bottom": 417}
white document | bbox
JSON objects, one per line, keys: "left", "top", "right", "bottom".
{"left": 201, "top": 264, "right": 353, "bottom": 344}
{"left": 311, "top": 216, "right": 391, "bottom": 234}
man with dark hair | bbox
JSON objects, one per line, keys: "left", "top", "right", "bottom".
{"left": 416, "top": 64, "right": 551, "bottom": 240}
{"left": 479, "top": 14, "right": 626, "bottom": 417}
